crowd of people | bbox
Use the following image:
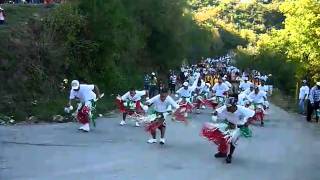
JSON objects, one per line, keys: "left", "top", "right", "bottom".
{"left": 298, "top": 80, "right": 320, "bottom": 122}
{"left": 65, "top": 54, "right": 283, "bottom": 164}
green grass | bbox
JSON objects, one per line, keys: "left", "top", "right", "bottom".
{"left": 0, "top": 4, "right": 52, "bottom": 34}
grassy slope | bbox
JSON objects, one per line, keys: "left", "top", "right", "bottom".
{"left": 0, "top": 4, "right": 115, "bottom": 122}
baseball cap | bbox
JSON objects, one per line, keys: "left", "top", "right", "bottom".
{"left": 71, "top": 80, "right": 80, "bottom": 90}
{"left": 317, "top": 82, "right": 320, "bottom": 86}
{"left": 183, "top": 82, "right": 189, "bottom": 86}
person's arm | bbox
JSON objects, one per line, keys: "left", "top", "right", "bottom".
{"left": 247, "top": 92, "right": 254, "bottom": 102}
{"left": 146, "top": 95, "right": 158, "bottom": 105}
{"left": 121, "top": 92, "right": 129, "bottom": 101}
{"left": 176, "top": 87, "right": 183, "bottom": 94}
{"left": 309, "top": 88, "right": 315, "bottom": 104}
{"left": 68, "top": 90, "right": 75, "bottom": 107}
{"left": 167, "top": 96, "right": 179, "bottom": 109}
{"left": 304, "top": 87, "right": 309, "bottom": 99}
{"left": 190, "top": 73, "right": 201, "bottom": 92}
{"left": 241, "top": 106, "right": 255, "bottom": 124}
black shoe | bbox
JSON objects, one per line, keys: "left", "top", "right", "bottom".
{"left": 214, "top": 152, "right": 227, "bottom": 158}
{"left": 226, "top": 155, "right": 232, "bottom": 163}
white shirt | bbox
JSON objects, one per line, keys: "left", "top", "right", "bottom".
{"left": 243, "top": 88, "right": 253, "bottom": 96}
{"left": 239, "top": 81, "right": 252, "bottom": 91}
{"left": 121, "top": 90, "right": 146, "bottom": 101}
{"left": 195, "top": 81, "right": 205, "bottom": 94}
{"left": 69, "top": 84, "right": 96, "bottom": 103}
{"left": 299, "top": 85, "right": 310, "bottom": 99}
{"left": 259, "top": 85, "right": 269, "bottom": 93}
{"left": 147, "top": 95, "right": 179, "bottom": 113}
{"left": 212, "top": 83, "right": 229, "bottom": 97}
{"left": 216, "top": 105, "right": 255, "bottom": 125}
{"left": 177, "top": 73, "right": 200, "bottom": 97}
{"left": 224, "top": 81, "right": 232, "bottom": 88}
{"left": 0, "top": 12, "right": 4, "bottom": 21}
{"left": 248, "top": 91, "right": 266, "bottom": 104}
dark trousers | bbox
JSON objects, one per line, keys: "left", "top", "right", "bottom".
{"left": 306, "top": 100, "right": 320, "bottom": 122}
{"left": 149, "top": 85, "right": 157, "bottom": 98}
{"left": 169, "top": 83, "right": 175, "bottom": 94}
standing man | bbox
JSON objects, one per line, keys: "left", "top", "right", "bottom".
{"left": 169, "top": 71, "right": 177, "bottom": 94}
{"left": 0, "top": 7, "right": 5, "bottom": 25}
{"left": 307, "top": 82, "right": 320, "bottom": 122}
{"left": 144, "top": 73, "right": 151, "bottom": 92}
{"left": 298, "top": 80, "right": 309, "bottom": 115}
{"left": 149, "top": 72, "right": 157, "bottom": 98}
{"left": 68, "top": 80, "right": 101, "bottom": 132}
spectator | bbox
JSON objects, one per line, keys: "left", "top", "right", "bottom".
{"left": 0, "top": 7, "right": 5, "bottom": 25}
{"left": 307, "top": 82, "right": 320, "bottom": 122}
{"left": 143, "top": 73, "right": 150, "bottom": 91}
{"left": 169, "top": 71, "right": 177, "bottom": 94}
{"left": 149, "top": 72, "right": 157, "bottom": 98}
{"left": 298, "top": 80, "right": 309, "bottom": 114}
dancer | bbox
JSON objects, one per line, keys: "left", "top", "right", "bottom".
{"left": 119, "top": 88, "right": 148, "bottom": 127}
{"left": 145, "top": 88, "right": 180, "bottom": 144}
{"left": 67, "top": 80, "right": 101, "bottom": 132}
{"left": 201, "top": 97, "right": 255, "bottom": 163}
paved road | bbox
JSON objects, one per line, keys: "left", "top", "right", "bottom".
{"left": 1, "top": 104, "right": 320, "bottom": 180}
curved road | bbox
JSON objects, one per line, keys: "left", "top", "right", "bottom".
{"left": 1, "top": 104, "right": 320, "bottom": 180}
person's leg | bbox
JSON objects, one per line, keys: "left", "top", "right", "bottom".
{"left": 159, "top": 124, "right": 166, "bottom": 144}
{"left": 315, "top": 102, "right": 320, "bottom": 122}
{"left": 147, "top": 128, "right": 157, "bottom": 143}
{"left": 306, "top": 99, "right": 313, "bottom": 122}
{"left": 226, "top": 144, "right": 235, "bottom": 163}
{"left": 159, "top": 125, "right": 166, "bottom": 139}
{"left": 120, "top": 112, "right": 127, "bottom": 125}
{"left": 298, "top": 99, "right": 304, "bottom": 114}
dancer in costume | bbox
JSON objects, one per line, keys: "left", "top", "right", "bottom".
{"left": 194, "top": 79, "right": 206, "bottom": 113}
{"left": 212, "top": 77, "right": 229, "bottom": 104}
{"left": 145, "top": 88, "right": 180, "bottom": 144}
{"left": 201, "top": 97, "right": 255, "bottom": 163}
{"left": 67, "top": 80, "right": 101, "bottom": 132}
{"left": 119, "top": 88, "right": 148, "bottom": 127}
{"left": 247, "top": 87, "right": 267, "bottom": 126}
{"left": 176, "top": 73, "right": 200, "bottom": 102}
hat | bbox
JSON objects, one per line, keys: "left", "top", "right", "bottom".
{"left": 302, "top": 80, "right": 307, "bottom": 83}
{"left": 205, "top": 83, "right": 211, "bottom": 87}
{"left": 151, "top": 72, "right": 155, "bottom": 76}
{"left": 183, "top": 82, "right": 189, "bottom": 86}
{"left": 225, "top": 97, "right": 237, "bottom": 107}
{"left": 71, "top": 80, "right": 80, "bottom": 90}
{"left": 0, "top": 7, "right": 3, "bottom": 11}
{"left": 243, "top": 77, "right": 248, "bottom": 81}
{"left": 317, "top": 82, "right": 320, "bottom": 86}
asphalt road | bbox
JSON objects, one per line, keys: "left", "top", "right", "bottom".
{"left": 1, "top": 104, "right": 320, "bottom": 180}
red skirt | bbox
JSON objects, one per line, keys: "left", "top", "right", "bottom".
{"left": 201, "top": 123, "right": 229, "bottom": 154}
{"left": 145, "top": 118, "right": 166, "bottom": 133}
{"left": 77, "top": 105, "right": 90, "bottom": 124}
{"left": 115, "top": 98, "right": 143, "bottom": 114}
{"left": 248, "top": 110, "right": 264, "bottom": 123}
